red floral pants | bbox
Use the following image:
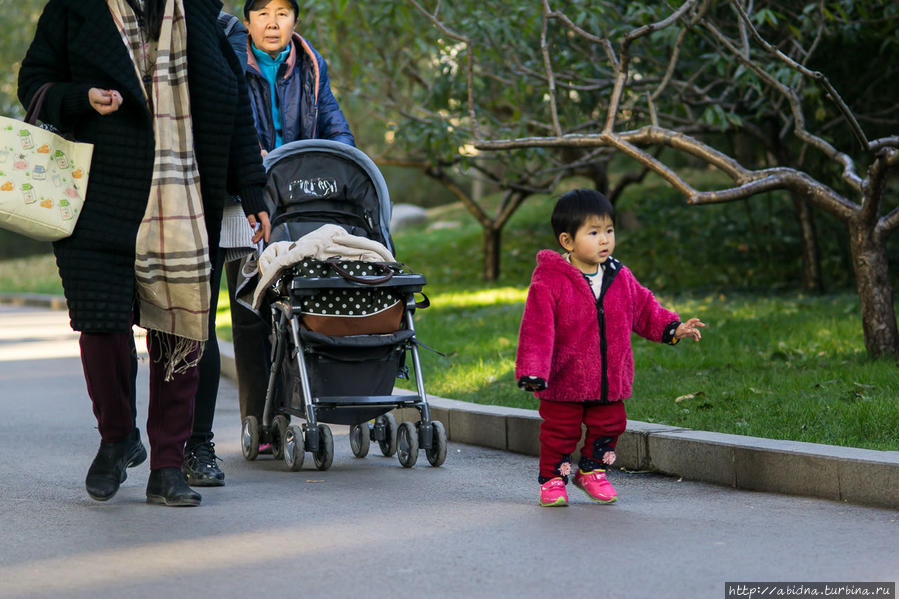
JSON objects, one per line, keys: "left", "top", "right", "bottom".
{"left": 538, "top": 400, "right": 627, "bottom": 479}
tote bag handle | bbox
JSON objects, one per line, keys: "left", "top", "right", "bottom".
{"left": 24, "top": 82, "right": 54, "bottom": 125}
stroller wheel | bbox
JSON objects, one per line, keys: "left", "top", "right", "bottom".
{"left": 241, "top": 416, "right": 260, "bottom": 461}
{"left": 283, "top": 424, "right": 305, "bottom": 471}
{"left": 350, "top": 422, "right": 371, "bottom": 458}
{"left": 377, "top": 413, "right": 398, "bottom": 457}
{"left": 426, "top": 420, "right": 447, "bottom": 467}
{"left": 312, "top": 424, "right": 334, "bottom": 471}
{"left": 271, "top": 415, "right": 290, "bottom": 461}
{"left": 397, "top": 421, "right": 419, "bottom": 469}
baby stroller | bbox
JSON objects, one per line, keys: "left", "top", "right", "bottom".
{"left": 240, "top": 139, "right": 446, "bottom": 471}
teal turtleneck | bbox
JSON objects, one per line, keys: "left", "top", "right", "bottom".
{"left": 251, "top": 41, "right": 292, "bottom": 148}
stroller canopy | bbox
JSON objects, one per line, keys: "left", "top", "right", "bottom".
{"left": 263, "top": 140, "right": 394, "bottom": 254}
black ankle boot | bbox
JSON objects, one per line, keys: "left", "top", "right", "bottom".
{"left": 85, "top": 429, "right": 148, "bottom": 502}
{"left": 146, "top": 467, "right": 202, "bottom": 506}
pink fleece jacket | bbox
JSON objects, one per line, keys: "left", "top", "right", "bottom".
{"left": 515, "top": 250, "right": 679, "bottom": 403}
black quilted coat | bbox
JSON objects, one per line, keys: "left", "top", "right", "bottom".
{"left": 17, "top": 0, "right": 266, "bottom": 332}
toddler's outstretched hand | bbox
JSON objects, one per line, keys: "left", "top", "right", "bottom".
{"left": 675, "top": 318, "right": 705, "bottom": 342}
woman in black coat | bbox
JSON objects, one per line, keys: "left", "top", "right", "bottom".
{"left": 18, "top": 0, "right": 271, "bottom": 506}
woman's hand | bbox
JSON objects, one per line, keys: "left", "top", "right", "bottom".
{"left": 88, "top": 88, "right": 123, "bottom": 115}
{"left": 247, "top": 211, "right": 271, "bottom": 244}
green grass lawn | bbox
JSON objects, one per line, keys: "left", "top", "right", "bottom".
{"left": 0, "top": 253, "right": 62, "bottom": 295}
{"left": 383, "top": 176, "right": 898, "bottom": 451}
{"left": 399, "top": 286, "right": 898, "bottom": 450}
{"left": 2, "top": 173, "right": 897, "bottom": 450}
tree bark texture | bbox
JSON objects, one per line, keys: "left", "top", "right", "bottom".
{"left": 847, "top": 219, "right": 899, "bottom": 357}
{"left": 483, "top": 226, "right": 502, "bottom": 281}
{"left": 792, "top": 193, "right": 823, "bottom": 292}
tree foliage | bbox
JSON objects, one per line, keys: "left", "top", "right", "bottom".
{"left": 318, "top": 0, "right": 899, "bottom": 357}
{"left": 4, "top": 1, "right": 897, "bottom": 355}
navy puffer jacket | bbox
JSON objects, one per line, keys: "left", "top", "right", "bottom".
{"left": 245, "top": 32, "right": 354, "bottom": 151}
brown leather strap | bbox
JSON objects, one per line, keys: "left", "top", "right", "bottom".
{"left": 24, "top": 82, "right": 54, "bottom": 125}
{"left": 325, "top": 259, "right": 394, "bottom": 285}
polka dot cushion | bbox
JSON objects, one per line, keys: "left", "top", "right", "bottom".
{"left": 292, "top": 259, "right": 402, "bottom": 316}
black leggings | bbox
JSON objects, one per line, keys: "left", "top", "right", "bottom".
{"left": 188, "top": 248, "right": 225, "bottom": 446}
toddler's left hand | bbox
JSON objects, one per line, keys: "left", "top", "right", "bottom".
{"left": 675, "top": 318, "right": 705, "bottom": 341}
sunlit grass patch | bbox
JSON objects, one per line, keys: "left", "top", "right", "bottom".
{"left": 428, "top": 287, "right": 528, "bottom": 309}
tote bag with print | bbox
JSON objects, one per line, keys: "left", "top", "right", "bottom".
{"left": 0, "top": 84, "right": 93, "bottom": 241}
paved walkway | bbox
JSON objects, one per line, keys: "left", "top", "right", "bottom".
{"left": 0, "top": 305, "right": 896, "bottom": 599}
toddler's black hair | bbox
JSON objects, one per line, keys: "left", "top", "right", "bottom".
{"left": 550, "top": 188, "right": 615, "bottom": 243}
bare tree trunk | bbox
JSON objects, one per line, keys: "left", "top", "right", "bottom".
{"left": 588, "top": 162, "right": 609, "bottom": 196}
{"left": 792, "top": 193, "right": 822, "bottom": 292}
{"left": 483, "top": 225, "right": 501, "bottom": 281}
{"left": 847, "top": 219, "right": 899, "bottom": 357}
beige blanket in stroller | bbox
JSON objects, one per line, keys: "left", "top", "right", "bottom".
{"left": 252, "top": 224, "right": 396, "bottom": 310}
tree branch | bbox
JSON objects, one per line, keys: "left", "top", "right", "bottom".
{"left": 407, "top": 0, "right": 481, "bottom": 139}
{"left": 729, "top": 0, "right": 869, "bottom": 150}
{"left": 608, "top": 163, "right": 653, "bottom": 204}
{"left": 540, "top": 3, "right": 562, "bottom": 135}
{"left": 473, "top": 127, "right": 858, "bottom": 221}
{"left": 650, "top": 27, "right": 688, "bottom": 104}
{"left": 700, "top": 16, "right": 863, "bottom": 191}
{"left": 605, "top": 0, "right": 697, "bottom": 132}
{"left": 883, "top": 207, "right": 899, "bottom": 233}
{"left": 543, "top": 0, "right": 618, "bottom": 68}
{"left": 862, "top": 147, "right": 898, "bottom": 227}
{"left": 870, "top": 137, "right": 899, "bottom": 152}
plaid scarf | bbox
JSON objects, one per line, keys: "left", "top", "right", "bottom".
{"left": 109, "top": 0, "right": 209, "bottom": 377}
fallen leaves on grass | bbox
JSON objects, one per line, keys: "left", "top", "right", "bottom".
{"left": 674, "top": 391, "right": 705, "bottom": 403}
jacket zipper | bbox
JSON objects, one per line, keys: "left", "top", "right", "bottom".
{"left": 593, "top": 259, "right": 617, "bottom": 403}
{"left": 596, "top": 285, "right": 609, "bottom": 403}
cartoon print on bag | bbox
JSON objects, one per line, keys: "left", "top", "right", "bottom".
{"left": 32, "top": 165, "right": 47, "bottom": 180}
{"left": 19, "top": 130, "right": 34, "bottom": 150}
{"left": 21, "top": 183, "right": 36, "bottom": 204}
{"left": 54, "top": 150, "right": 69, "bottom": 169}
{"left": 2, "top": 181, "right": 14, "bottom": 191}
{"left": 14, "top": 154, "right": 28, "bottom": 170}
{"left": 60, "top": 199, "right": 73, "bottom": 220}
{"left": 0, "top": 148, "right": 9, "bottom": 162}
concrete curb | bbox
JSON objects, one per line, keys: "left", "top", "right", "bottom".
{"left": 0, "top": 292, "right": 68, "bottom": 311}
{"left": 220, "top": 344, "right": 898, "bottom": 510}
{"left": 3, "top": 294, "right": 896, "bottom": 509}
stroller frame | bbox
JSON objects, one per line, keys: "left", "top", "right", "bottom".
{"left": 239, "top": 140, "right": 446, "bottom": 471}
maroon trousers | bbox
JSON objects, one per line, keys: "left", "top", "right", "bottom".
{"left": 79, "top": 329, "right": 199, "bottom": 470}
{"left": 538, "top": 400, "right": 627, "bottom": 479}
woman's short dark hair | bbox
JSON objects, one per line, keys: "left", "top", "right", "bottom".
{"left": 551, "top": 188, "right": 615, "bottom": 242}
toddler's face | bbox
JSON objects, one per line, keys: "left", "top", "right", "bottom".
{"left": 247, "top": 0, "right": 297, "bottom": 58}
{"left": 560, "top": 214, "right": 615, "bottom": 274}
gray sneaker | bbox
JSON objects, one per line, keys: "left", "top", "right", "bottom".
{"left": 182, "top": 441, "right": 225, "bottom": 487}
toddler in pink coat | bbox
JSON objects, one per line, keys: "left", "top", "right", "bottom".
{"left": 515, "top": 189, "right": 704, "bottom": 506}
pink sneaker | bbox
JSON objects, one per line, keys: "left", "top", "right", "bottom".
{"left": 539, "top": 477, "right": 569, "bottom": 507}
{"left": 574, "top": 469, "right": 617, "bottom": 503}
{"left": 258, "top": 443, "right": 273, "bottom": 455}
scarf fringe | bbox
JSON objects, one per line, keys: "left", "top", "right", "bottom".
{"left": 147, "top": 329, "right": 205, "bottom": 381}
